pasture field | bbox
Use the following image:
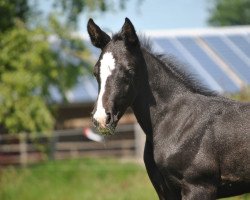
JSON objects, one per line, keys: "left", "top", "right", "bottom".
{"left": 0, "top": 158, "right": 249, "bottom": 200}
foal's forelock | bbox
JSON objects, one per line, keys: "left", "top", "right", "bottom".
{"left": 93, "top": 52, "right": 116, "bottom": 127}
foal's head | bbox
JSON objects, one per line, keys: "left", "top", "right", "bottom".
{"left": 87, "top": 18, "right": 143, "bottom": 135}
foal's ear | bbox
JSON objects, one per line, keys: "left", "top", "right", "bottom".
{"left": 121, "top": 18, "right": 139, "bottom": 46}
{"left": 87, "top": 18, "right": 111, "bottom": 49}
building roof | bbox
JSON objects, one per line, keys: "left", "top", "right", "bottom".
{"left": 64, "top": 26, "right": 250, "bottom": 103}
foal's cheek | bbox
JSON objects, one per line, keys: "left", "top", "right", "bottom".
{"left": 119, "top": 88, "right": 134, "bottom": 107}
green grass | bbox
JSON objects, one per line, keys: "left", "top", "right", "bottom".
{"left": 0, "top": 158, "right": 157, "bottom": 200}
{"left": 0, "top": 158, "right": 249, "bottom": 200}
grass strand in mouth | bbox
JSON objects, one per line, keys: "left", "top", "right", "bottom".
{"left": 97, "top": 125, "right": 115, "bottom": 135}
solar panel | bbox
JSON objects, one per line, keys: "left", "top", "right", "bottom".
{"left": 55, "top": 28, "right": 250, "bottom": 103}
{"left": 227, "top": 35, "right": 250, "bottom": 58}
{"left": 177, "top": 37, "right": 239, "bottom": 92}
{"left": 153, "top": 37, "right": 189, "bottom": 63}
{"left": 153, "top": 37, "right": 223, "bottom": 92}
{"left": 203, "top": 36, "right": 250, "bottom": 84}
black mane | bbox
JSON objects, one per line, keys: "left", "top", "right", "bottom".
{"left": 112, "top": 33, "right": 218, "bottom": 97}
{"left": 139, "top": 36, "right": 218, "bottom": 97}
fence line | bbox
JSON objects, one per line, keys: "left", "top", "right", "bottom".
{"left": 0, "top": 123, "right": 145, "bottom": 166}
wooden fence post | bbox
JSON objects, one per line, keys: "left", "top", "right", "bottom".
{"left": 19, "top": 133, "right": 27, "bottom": 167}
{"left": 134, "top": 123, "right": 145, "bottom": 162}
{"left": 49, "top": 133, "right": 58, "bottom": 160}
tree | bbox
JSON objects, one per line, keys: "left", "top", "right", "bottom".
{"left": 208, "top": 0, "right": 250, "bottom": 26}
{"left": 0, "top": 0, "right": 132, "bottom": 134}
{"left": 0, "top": 19, "right": 92, "bottom": 134}
{"left": 0, "top": 23, "right": 53, "bottom": 133}
{"left": 0, "top": 0, "right": 35, "bottom": 32}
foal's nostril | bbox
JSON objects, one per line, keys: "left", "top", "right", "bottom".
{"left": 106, "top": 112, "right": 111, "bottom": 125}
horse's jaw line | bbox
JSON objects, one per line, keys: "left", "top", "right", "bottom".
{"left": 93, "top": 52, "right": 116, "bottom": 128}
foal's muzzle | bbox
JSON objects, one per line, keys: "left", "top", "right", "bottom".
{"left": 92, "top": 111, "right": 118, "bottom": 135}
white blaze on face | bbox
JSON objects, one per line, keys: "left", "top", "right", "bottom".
{"left": 93, "top": 52, "right": 116, "bottom": 127}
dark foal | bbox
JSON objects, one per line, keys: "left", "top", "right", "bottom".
{"left": 87, "top": 18, "right": 250, "bottom": 200}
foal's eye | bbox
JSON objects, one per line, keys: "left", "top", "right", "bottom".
{"left": 127, "top": 69, "right": 135, "bottom": 80}
{"left": 128, "top": 68, "right": 134, "bottom": 76}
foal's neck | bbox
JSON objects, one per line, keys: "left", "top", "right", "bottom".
{"left": 131, "top": 49, "right": 193, "bottom": 138}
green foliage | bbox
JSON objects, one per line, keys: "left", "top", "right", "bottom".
{"left": 0, "top": 23, "right": 52, "bottom": 133}
{"left": 0, "top": 0, "right": 29, "bottom": 32}
{"left": 208, "top": 0, "right": 250, "bottom": 26}
{"left": 0, "top": 19, "right": 90, "bottom": 134}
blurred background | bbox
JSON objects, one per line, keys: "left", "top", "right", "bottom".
{"left": 0, "top": 0, "right": 249, "bottom": 199}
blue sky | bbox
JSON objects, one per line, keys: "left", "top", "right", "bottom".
{"left": 79, "top": 0, "right": 210, "bottom": 33}
{"left": 39, "top": 0, "right": 211, "bottom": 33}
